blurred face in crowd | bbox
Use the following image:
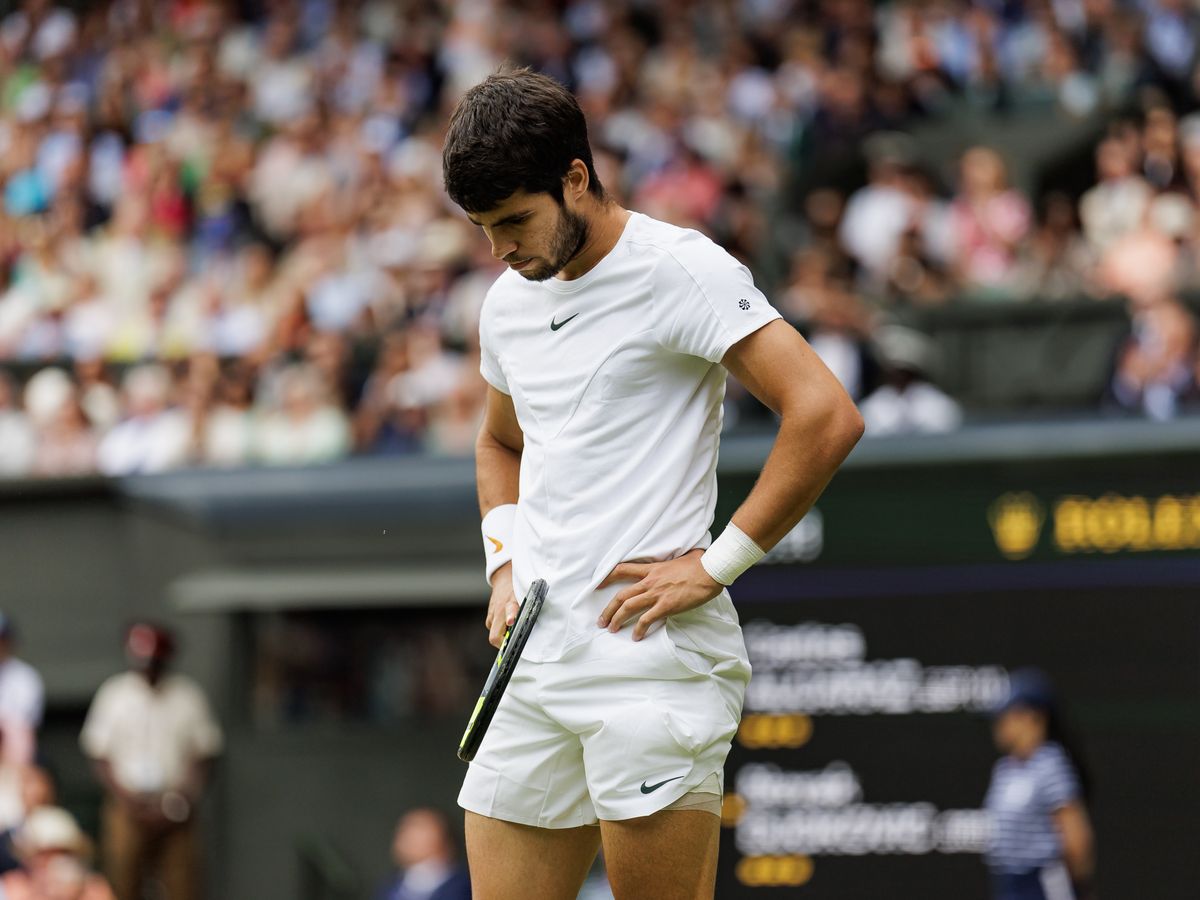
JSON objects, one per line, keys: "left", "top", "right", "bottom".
{"left": 392, "top": 809, "right": 452, "bottom": 869}
{"left": 868, "top": 159, "right": 904, "bottom": 187}
{"left": 406, "top": 325, "right": 443, "bottom": 367}
{"left": 1041, "top": 192, "right": 1077, "bottom": 235}
{"left": 306, "top": 333, "right": 348, "bottom": 379}
{"left": 124, "top": 368, "right": 171, "bottom": 418}
{"left": 960, "top": 148, "right": 1008, "bottom": 198}
{"left": 218, "top": 368, "right": 254, "bottom": 409}
{"left": 263, "top": 18, "right": 297, "bottom": 60}
{"left": 21, "top": 767, "right": 54, "bottom": 815}
{"left": 466, "top": 184, "right": 590, "bottom": 282}
{"left": 804, "top": 188, "right": 844, "bottom": 236}
{"left": 993, "top": 705, "right": 1048, "bottom": 758}
{"left": 281, "top": 369, "right": 324, "bottom": 419}
{"left": 1099, "top": 231, "right": 1177, "bottom": 305}
{"left": 48, "top": 400, "right": 89, "bottom": 437}
{"left": 1096, "top": 138, "right": 1134, "bottom": 182}
{"left": 241, "top": 244, "right": 273, "bottom": 292}
{"left": 112, "top": 196, "right": 150, "bottom": 239}
{"left": 1144, "top": 108, "right": 1177, "bottom": 156}
{"left": 29, "top": 852, "right": 89, "bottom": 900}
{"left": 125, "top": 625, "right": 173, "bottom": 685}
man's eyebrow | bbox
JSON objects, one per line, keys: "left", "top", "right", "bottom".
{"left": 468, "top": 210, "right": 532, "bottom": 228}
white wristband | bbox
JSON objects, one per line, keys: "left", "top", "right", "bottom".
{"left": 481, "top": 504, "right": 517, "bottom": 585}
{"left": 700, "top": 523, "right": 765, "bottom": 586}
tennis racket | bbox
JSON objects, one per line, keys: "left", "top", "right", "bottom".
{"left": 458, "top": 578, "right": 547, "bottom": 762}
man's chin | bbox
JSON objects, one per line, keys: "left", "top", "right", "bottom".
{"left": 516, "top": 262, "right": 559, "bottom": 282}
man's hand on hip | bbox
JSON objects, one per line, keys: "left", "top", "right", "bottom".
{"left": 597, "top": 549, "right": 722, "bottom": 641}
{"left": 485, "top": 563, "right": 520, "bottom": 648}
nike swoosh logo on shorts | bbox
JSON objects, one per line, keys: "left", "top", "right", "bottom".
{"left": 640, "top": 775, "right": 685, "bottom": 794}
{"left": 486, "top": 535, "right": 503, "bottom": 553}
{"left": 550, "top": 313, "right": 579, "bottom": 331}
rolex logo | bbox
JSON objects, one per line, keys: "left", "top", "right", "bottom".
{"left": 989, "top": 493, "right": 1044, "bottom": 560}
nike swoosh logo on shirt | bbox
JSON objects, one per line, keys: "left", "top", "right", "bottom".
{"left": 550, "top": 313, "right": 579, "bottom": 331}
{"left": 486, "top": 536, "right": 504, "bottom": 553}
{"left": 640, "top": 775, "right": 685, "bottom": 794}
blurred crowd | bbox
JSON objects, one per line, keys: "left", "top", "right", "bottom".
{"left": 783, "top": 104, "right": 1200, "bottom": 427}
{"left": 5, "top": 0, "right": 1200, "bottom": 477}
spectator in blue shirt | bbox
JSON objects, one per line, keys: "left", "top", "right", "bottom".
{"left": 984, "top": 669, "right": 1095, "bottom": 900}
{"left": 375, "top": 808, "right": 470, "bottom": 900}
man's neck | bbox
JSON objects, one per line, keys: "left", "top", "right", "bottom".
{"left": 556, "top": 202, "right": 631, "bottom": 282}
{"left": 1012, "top": 737, "right": 1043, "bottom": 761}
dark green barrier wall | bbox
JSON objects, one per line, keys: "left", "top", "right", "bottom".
{"left": 898, "top": 299, "right": 1129, "bottom": 412}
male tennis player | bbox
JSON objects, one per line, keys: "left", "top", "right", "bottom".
{"left": 443, "top": 69, "right": 863, "bottom": 900}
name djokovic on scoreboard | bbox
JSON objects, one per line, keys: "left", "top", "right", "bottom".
{"left": 729, "top": 761, "right": 989, "bottom": 858}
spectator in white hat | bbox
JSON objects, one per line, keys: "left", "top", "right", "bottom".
{"left": 860, "top": 326, "right": 963, "bottom": 435}
{"left": 0, "top": 805, "right": 115, "bottom": 900}
{"left": 0, "top": 766, "right": 56, "bottom": 874}
{"left": 95, "top": 365, "right": 190, "bottom": 476}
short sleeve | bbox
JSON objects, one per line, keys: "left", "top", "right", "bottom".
{"left": 184, "top": 682, "right": 224, "bottom": 758}
{"left": 79, "top": 680, "right": 118, "bottom": 760}
{"left": 655, "top": 245, "right": 781, "bottom": 363}
{"left": 2, "top": 664, "right": 44, "bottom": 727}
{"left": 479, "top": 303, "right": 510, "bottom": 394}
{"left": 1037, "top": 746, "right": 1080, "bottom": 811}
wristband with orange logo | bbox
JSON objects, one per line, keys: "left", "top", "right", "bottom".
{"left": 482, "top": 503, "right": 517, "bottom": 585}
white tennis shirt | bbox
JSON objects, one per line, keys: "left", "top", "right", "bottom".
{"left": 80, "top": 672, "right": 223, "bottom": 794}
{"left": 480, "top": 211, "right": 780, "bottom": 663}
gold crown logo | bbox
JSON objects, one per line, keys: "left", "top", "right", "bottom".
{"left": 988, "top": 493, "right": 1044, "bottom": 560}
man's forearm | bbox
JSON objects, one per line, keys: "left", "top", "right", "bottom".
{"left": 1055, "top": 804, "right": 1095, "bottom": 882}
{"left": 477, "top": 423, "right": 524, "bottom": 638}
{"left": 728, "top": 400, "right": 863, "bottom": 551}
{"left": 476, "top": 429, "right": 521, "bottom": 515}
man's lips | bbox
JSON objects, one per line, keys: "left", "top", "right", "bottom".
{"left": 508, "top": 258, "right": 533, "bottom": 271}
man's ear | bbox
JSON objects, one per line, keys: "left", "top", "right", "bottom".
{"left": 564, "top": 159, "right": 590, "bottom": 201}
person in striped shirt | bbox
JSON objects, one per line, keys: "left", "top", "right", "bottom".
{"left": 984, "top": 669, "right": 1096, "bottom": 900}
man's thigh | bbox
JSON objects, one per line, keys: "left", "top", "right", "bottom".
{"left": 158, "top": 822, "right": 200, "bottom": 900}
{"left": 465, "top": 811, "right": 601, "bottom": 900}
{"left": 600, "top": 809, "right": 720, "bottom": 900}
{"left": 102, "top": 799, "right": 146, "bottom": 900}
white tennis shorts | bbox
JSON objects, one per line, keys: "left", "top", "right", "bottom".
{"left": 458, "top": 623, "right": 750, "bottom": 828}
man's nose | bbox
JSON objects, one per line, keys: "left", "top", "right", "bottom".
{"left": 491, "top": 239, "right": 516, "bottom": 261}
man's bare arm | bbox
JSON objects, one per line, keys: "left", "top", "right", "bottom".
{"left": 477, "top": 385, "right": 523, "bottom": 514}
{"left": 719, "top": 319, "right": 864, "bottom": 549}
{"left": 1053, "top": 801, "right": 1095, "bottom": 883}
{"left": 600, "top": 320, "right": 863, "bottom": 639}
{"left": 477, "top": 385, "right": 524, "bottom": 646}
